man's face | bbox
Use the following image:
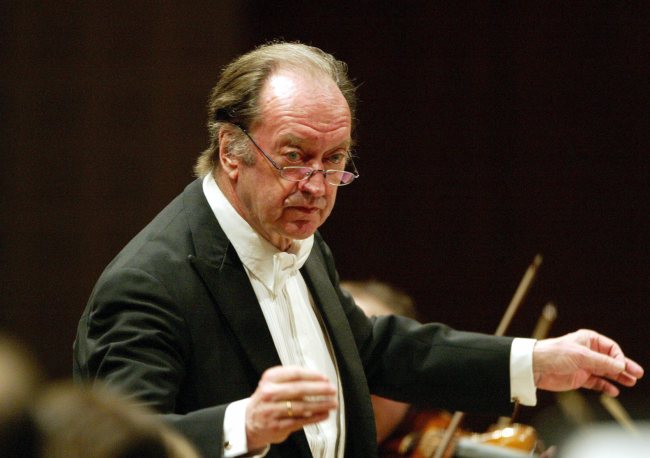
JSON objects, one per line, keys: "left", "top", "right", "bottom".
{"left": 227, "top": 69, "right": 352, "bottom": 250}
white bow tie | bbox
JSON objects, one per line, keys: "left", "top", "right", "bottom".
{"left": 272, "top": 251, "right": 299, "bottom": 294}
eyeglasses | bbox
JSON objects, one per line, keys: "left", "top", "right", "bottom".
{"left": 235, "top": 125, "right": 359, "bottom": 186}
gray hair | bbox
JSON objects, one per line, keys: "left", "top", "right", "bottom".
{"left": 194, "top": 41, "right": 358, "bottom": 177}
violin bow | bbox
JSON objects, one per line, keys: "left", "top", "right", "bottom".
{"left": 531, "top": 302, "right": 557, "bottom": 340}
{"left": 431, "top": 254, "right": 543, "bottom": 458}
{"left": 599, "top": 393, "right": 640, "bottom": 435}
{"left": 494, "top": 301, "right": 557, "bottom": 427}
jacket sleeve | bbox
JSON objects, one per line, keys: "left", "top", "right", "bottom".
{"left": 314, "top": 235, "right": 515, "bottom": 415}
{"left": 73, "top": 266, "right": 227, "bottom": 457}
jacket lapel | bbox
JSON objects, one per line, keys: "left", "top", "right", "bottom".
{"left": 301, "top": 252, "right": 357, "bottom": 360}
{"left": 183, "top": 179, "right": 281, "bottom": 376}
{"left": 190, "top": 253, "right": 282, "bottom": 375}
{"left": 301, "top": 242, "right": 378, "bottom": 457}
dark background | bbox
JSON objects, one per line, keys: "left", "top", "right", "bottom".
{"left": 2, "top": 1, "right": 648, "bottom": 435}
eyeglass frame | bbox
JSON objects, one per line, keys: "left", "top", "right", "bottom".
{"left": 221, "top": 115, "right": 360, "bottom": 186}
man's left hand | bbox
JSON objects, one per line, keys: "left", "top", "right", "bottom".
{"left": 533, "top": 329, "right": 644, "bottom": 396}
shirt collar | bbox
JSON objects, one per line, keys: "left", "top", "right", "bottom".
{"left": 202, "top": 173, "right": 314, "bottom": 293}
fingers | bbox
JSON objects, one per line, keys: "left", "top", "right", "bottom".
{"left": 579, "top": 348, "right": 625, "bottom": 377}
{"left": 264, "top": 409, "right": 331, "bottom": 433}
{"left": 623, "top": 357, "right": 645, "bottom": 380}
{"left": 261, "top": 380, "right": 336, "bottom": 402}
{"left": 581, "top": 375, "right": 620, "bottom": 397}
{"left": 246, "top": 366, "right": 339, "bottom": 448}
{"left": 258, "top": 366, "right": 337, "bottom": 404}
{"left": 580, "top": 331, "right": 643, "bottom": 376}
{"left": 258, "top": 365, "right": 337, "bottom": 404}
{"left": 261, "top": 365, "right": 332, "bottom": 384}
{"left": 611, "top": 364, "right": 643, "bottom": 388}
{"left": 578, "top": 334, "right": 643, "bottom": 383}
{"left": 571, "top": 332, "right": 644, "bottom": 395}
{"left": 275, "top": 397, "right": 338, "bottom": 422}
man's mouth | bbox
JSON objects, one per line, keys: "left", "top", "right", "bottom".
{"left": 292, "top": 206, "right": 319, "bottom": 214}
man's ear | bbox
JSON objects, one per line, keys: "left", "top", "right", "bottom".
{"left": 218, "top": 128, "right": 240, "bottom": 179}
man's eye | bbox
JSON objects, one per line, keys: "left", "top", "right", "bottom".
{"left": 285, "top": 151, "right": 302, "bottom": 162}
{"left": 327, "top": 153, "right": 346, "bottom": 165}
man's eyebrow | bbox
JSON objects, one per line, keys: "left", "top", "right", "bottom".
{"left": 278, "top": 134, "right": 304, "bottom": 147}
{"left": 277, "top": 134, "right": 352, "bottom": 150}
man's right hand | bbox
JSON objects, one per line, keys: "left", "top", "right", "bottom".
{"left": 245, "top": 365, "right": 338, "bottom": 450}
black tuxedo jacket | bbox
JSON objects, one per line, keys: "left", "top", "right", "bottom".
{"left": 74, "top": 178, "right": 514, "bottom": 458}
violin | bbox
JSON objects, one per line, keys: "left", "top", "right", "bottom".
{"left": 379, "top": 409, "right": 539, "bottom": 458}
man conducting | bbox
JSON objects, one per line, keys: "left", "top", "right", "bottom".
{"left": 74, "top": 42, "right": 643, "bottom": 458}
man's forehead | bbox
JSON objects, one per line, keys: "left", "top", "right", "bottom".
{"left": 276, "top": 133, "right": 352, "bottom": 150}
{"left": 253, "top": 68, "right": 352, "bottom": 147}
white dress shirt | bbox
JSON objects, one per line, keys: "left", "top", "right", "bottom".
{"left": 202, "top": 174, "right": 536, "bottom": 457}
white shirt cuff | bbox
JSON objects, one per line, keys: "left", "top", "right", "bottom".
{"left": 510, "top": 337, "right": 537, "bottom": 406}
{"left": 223, "top": 398, "right": 270, "bottom": 457}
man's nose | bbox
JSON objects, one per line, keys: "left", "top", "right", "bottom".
{"left": 299, "top": 170, "right": 327, "bottom": 196}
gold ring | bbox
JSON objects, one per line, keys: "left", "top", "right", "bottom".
{"left": 286, "top": 400, "right": 294, "bottom": 418}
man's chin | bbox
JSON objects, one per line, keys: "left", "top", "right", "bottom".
{"left": 283, "top": 220, "right": 321, "bottom": 240}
